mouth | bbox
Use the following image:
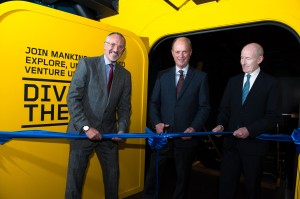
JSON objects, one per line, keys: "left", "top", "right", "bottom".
{"left": 109, "top": 50, "right": 118, "bottom": 56}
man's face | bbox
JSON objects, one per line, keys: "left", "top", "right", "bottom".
{"left": 240, "top": 44, "right": 263, "bottom": 73}
{"left": 104, "top": 34, "right": 125, "bottom": 62}
{"left": 171, "top": 39, "right": 192, "bottom": 69}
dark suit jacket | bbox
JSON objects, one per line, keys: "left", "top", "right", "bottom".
{"left": 149, "top": 66, "right": 210, "bottom": 147}
{"left": 67, "top": 55, "right": 131, "bottom": 134}
{"left": 217, "top": 70, "right": 281, "bottom": 155}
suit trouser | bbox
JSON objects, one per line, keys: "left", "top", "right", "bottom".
{"left": 219, "top": 146, "right": 264, "bottom": 199}
{"left": 143, "top": 141, "right": 196, "bottom": 199}
{"left": 65, "top": 139, "right": 119, "bottom": 199}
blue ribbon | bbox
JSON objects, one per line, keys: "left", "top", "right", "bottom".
{"left": 256, "top": 128, "right": 300, "bottom": 153}
{"left": 0, "top": 127, "right": 231, "bottom": 145}
{"left": 145, "top": 128, "right": 300, "bottom": 151}
{"left": 257, "top": 128, "right": 300, "bottom": 144}
{"left": 145, "top": 127, "right": 234, "bottom": 149}
{"left": 0, "top": 130, "right": 153, "bottom": 145}
{"left": 292, "top": 128, "right": 300, "bottom": 144}
{"left": 0, "top": 128, "right": 299, "bottom": 150}
{"left": 1, "top": 127, "right": 299, "bottom": 199}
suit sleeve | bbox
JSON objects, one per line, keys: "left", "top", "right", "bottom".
{"left": 67, "top": 58, "right": 90, "bottom": 132}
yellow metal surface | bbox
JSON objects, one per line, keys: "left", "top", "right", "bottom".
{"left": 296, "top": 154, "right": 300, "bottom": 199}
{"left": 0, "top": 1, "right": 148, "bottom": 199}
{"left": 102, "top": 0, "right": 300, "bottom": 47}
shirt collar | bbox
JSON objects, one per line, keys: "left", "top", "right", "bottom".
{"left": 176, "top": 65, "right": 189, "bottom": 74}
{"left": 245, "top": 67, "right": 260, "bottom": 78}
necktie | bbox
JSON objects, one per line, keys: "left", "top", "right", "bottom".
{"left": 176, "top": 70, "right": 184, "bottom": 97}
{"left": 107, "top": 63, "right": 114, "bottom": 95}
{"left": 242, "top": 74, "right": 251, "bottom": 104}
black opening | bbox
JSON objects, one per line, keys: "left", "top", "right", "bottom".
{"left": 146, "top": 21, "right": 300, "bottom": 197}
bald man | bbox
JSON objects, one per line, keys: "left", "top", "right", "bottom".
{"left": 213, "top": 43, "right": 282, "bottom": 199}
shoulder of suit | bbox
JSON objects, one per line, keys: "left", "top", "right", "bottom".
{"left": 258, "top": 71, "right": 279, "bottom": 83}
{"left": 188, "top": 67, "right": 207, "bottom": 78}
{"left": 155, "top": 67, "right": 171, "bottom": 77}
{"left": 231, "top": 73, "right": 244, "bottom": 80}
{"left": 226, "top": 73, "right": 243, "bottom": 85}
{"left": 78, "top": 56, "right": 102, "bottom": 66}
{"left": 193, "top": 68, "right": 207, "bottom": 75}
{"left": 80, "top": 55, "right": 101, "bottom": 61}
{"left": 115, "top": 63, "right": 131, "bottom": 74}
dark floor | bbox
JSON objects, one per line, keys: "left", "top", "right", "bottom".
{"left": 124, "top": 160, "right": 295, "bottom": 199}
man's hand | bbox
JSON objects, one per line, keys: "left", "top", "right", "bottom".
{"left": 182, "top": 127, "right": 195, "bottom": 140}
{"left": 112, "top": 131, "right": 125, "bottom": 142}
{"left": 233, "top": 127, "right": 249, "bottom": 139}
{"left": 212, "top": 125, "right": 224, "bottom": 137}
{"left": 155, "top": 123, "right": 169, "bottom": 133}
{"left": 85, "top": 127, "right": 102, "bottom": 140}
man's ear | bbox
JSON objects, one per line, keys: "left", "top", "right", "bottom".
{"left": 258, "top": 55, "right": 264, "bottom": 64}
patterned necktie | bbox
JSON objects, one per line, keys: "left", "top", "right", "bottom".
{"left": 242, "top": 74, "right": 251, "bottom": 104}
{"left": 107, "top": 63, "right": 114, "bottom": 95}
{"left": 176, "top": 70, "right": 184, "bottom": 98}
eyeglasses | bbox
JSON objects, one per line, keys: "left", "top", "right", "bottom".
{"left": 105, "top": 41, "right": 125, "bottom": 50}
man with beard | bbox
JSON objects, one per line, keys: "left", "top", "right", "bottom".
{"left": 65, "top": 32, "right": 131, "bottom": 199}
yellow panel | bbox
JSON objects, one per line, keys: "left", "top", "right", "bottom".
{"left": 167, "top": 0, "right": 190, "bottom": 8}
{"left": 0, "top": 1, "right": 148, "bottom": 199}
{"left": 296, "top": 154, "right": 300, "bottom": 199}
{"left": 102, "top": 0, "right": 300, "bottom": 47}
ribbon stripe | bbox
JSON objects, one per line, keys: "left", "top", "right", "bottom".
{"left": 0, "top": 128, "right": 300, "bottom": 150}
{"left": 1, "top": 128, "right": 299, "bottom": 199}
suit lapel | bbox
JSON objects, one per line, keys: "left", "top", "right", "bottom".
{"left": 80, "top": 56, "right": 109, "bottom": 109}
{"left": 236, "top": 74, "right": 244, "bottom": 106}
{"left": 249, "top": 72, "right": 263, "bottom": 96}
{"left": 164, "top": 68, "right": 176, "bottom": 98}
{"left": 110, "top": 64, "right": 119, "bottom": 95}
{"left": 107, "top": 62, "right": 123, "bottom": 102}
{"left": 243, "top": 72, "right": 264, "bottom": 105}
{"left": 93, "top": 55, "right": 108, "bottom": 105}
{"left": 96, "top": 56, "right": 108, "bottom": 97}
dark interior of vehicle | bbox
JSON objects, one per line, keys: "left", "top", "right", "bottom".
{"left": 147, "top": 22, "right": 300, "bottom": 197}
